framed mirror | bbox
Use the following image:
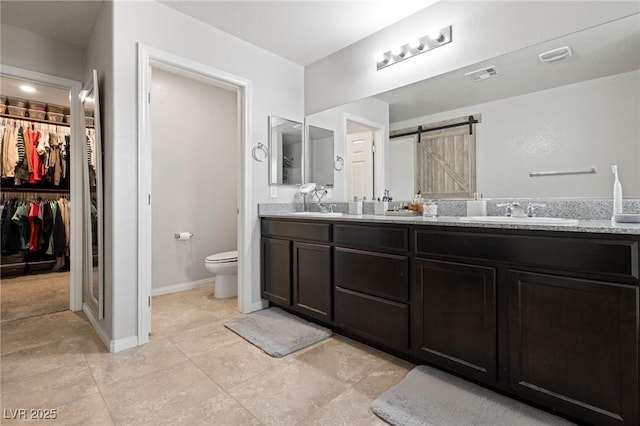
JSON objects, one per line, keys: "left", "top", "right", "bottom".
{"left": 268, "top": 116, "right": 303, "bottom": 185}
{"left": 82, "top": 69, "right": 104, "bottom": 319}
{"left": 306, "top": 14, "right": 640, "bottom": 200}
{"left": 305, "top": 125, "right": 334, "bottom": 187}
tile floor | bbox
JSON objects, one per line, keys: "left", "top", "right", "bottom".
{"left": 1, "top": 285, "right": 413, "bottom": 425}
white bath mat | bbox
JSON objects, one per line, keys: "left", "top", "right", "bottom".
{"left": 223, "top": 307, "right": 331, "bottom": 358}
{"left": 372, "top": 365, "right": 576, "bottom": 426}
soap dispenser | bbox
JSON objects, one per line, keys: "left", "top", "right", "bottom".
{"left": 612, "top": 165, "right": 623, "bottom": 220}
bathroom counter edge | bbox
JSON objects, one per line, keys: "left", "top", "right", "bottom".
{"left": 258, "top": 213, "right": 640, "bottom": 235}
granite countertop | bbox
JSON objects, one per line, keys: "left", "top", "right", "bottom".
{"left": 260, "top": 212, "right": 640, "bottom": 236}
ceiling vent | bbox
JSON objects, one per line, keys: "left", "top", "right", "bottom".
{"left": 464, "top": 65, "right": 498, "bottom": 82}
{"left": 539, "top": 46, "right": 572, "bottom": 64}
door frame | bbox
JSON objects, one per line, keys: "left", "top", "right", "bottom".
{"left": 137, "top": 44, "right": 252, "bottom": 345}
{"left": 0, "top": 64, "right": 84, "bottom": 312}
{"left": 343, "top": 113, "right": 385, "bottom": 201}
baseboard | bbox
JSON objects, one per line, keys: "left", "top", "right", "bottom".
{"left": 248, "top": 299, "right": 269, "bottom": 312}
{"left": 83, "top": 303, "right": 139, "bottom": 353}
{"left": 111, "top": 335, "right": 139, "bottom": 353}
{"left": 151, "top": 278, "right": 214, "bottom": 296}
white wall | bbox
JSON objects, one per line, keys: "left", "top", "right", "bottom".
{"left": 306, "top": 97, "right": 389, "bottom": 201}
{"left": 84, "top": 0, "right": 114, "bottom": 341}
{"left": 108, "top": 1, "right": 303, "bottom": 340}
{"left": 1, "top": 24, "right": 86, "bottom": 82}
{"left": 305, "top": 1, "right": 640, "bottom": 115}
{"left": 390, "top": 71, "right": 640, "bottom": 198}
{"left": 151, "top": 69, "right": 237, "bottom": 290}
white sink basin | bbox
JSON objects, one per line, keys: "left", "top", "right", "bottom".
{"left": 288, "top": 211, "right": 344, "bottom": 218}
{"left": 460, "top": 216, "right": 579, "bottom": 226}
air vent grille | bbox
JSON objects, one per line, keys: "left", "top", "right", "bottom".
{"left": 464, "top": 66, "right": 497, "bottom": 82}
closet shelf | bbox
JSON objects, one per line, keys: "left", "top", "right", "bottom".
{"left": 1, "top": 112, "right": 69, "bottom": 126}
{"left": 0, "top": 113, "right": 95, "bottom": 129}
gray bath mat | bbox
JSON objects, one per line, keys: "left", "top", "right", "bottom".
{"left": 372, "top": 365, "right": 576, "bottom": 426}
{"left": 223, "top": 307, "right": 331, "bottom": 357}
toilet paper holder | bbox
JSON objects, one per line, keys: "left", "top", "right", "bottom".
{"left": 175, "top": 232, "right": 194, "bottom": 240}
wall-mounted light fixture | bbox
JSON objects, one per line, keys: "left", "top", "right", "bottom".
{"left": 375, "top": 25, "right": 452, "bottom": 70}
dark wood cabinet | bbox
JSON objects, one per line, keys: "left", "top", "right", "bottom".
{"left": 292, "top": 242, "right": 332, "bottom": 321}
{"left": 261, "top": 217, "right": 640, "bottom": 425}
{"left": 413, "top": 258, "right": 497, "bottom": 384}
{"left": 261, "top": 237, "right": 291, "bottom": 305}
{"left": 508, "top": 270, "right": 639, "bottom": 426}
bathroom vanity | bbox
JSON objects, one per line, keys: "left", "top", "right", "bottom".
{"left": 260, "top": 214, "right": 640, "bottom": 426}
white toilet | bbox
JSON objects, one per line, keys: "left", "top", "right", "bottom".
{"left": 204, "top": 250, "right": 238, "bottom": 298}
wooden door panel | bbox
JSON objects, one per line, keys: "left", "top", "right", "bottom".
{"left": 293, "top": 242, "right": 332, "bottom": 321}
{"left": 413, "top": 258, "right": 497, "bottom": 384}
{"left": 509, "top": 271, "right": 638, "bottom": 425}
{"left": 261, "top": 238, "right": 291, "bottom": 305}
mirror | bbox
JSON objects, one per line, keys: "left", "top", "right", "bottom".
{"left": 306, "top": 14, "right": 640, "bottom": 200}
{"left": 268, "top": 116, "right": 303, "bottom": 185}
{"left": 82, "top": 69, "right": 104, "bottom": 320}
{"left": 305, "top": 125, "right": 334, "bottom": 187}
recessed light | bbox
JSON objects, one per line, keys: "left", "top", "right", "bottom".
{"left": 19, "top": 85, "right": 37, "bottom": 93}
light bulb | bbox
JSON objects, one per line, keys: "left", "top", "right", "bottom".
{"left": 391, "top": 46, "right": 406, "bottom": 58}
{"left": 409, "top": 39, "right": 424, "bottom": 50}
{"left": 19, "top": 85, "right": 37, "bottom": 93}
{"left": 428, "top": 28, "right": 444, "bottom": 43}
{"left": 375, "top": 52, "right": 389, "bottom": 64}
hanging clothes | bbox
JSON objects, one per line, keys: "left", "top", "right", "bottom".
{"left": 0, "top": 117, "right": 79, "bottom": 190}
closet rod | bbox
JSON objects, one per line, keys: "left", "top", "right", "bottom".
{"left": 390, "top": 115, "right": 479, "bottom": 140}
{"left": 1, "top": 187, "right": 70, "bottom": 194}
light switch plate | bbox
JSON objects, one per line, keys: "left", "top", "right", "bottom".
{"left": 270, "top": 186, "right": 277, "bottom": 198}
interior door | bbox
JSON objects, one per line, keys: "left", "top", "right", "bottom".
{"left": 346, "top": 131, "right": 374, "bottom": 200}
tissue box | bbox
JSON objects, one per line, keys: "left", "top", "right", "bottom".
{"left": 374, "top": 201, "right": 389, "bottom": 215}
{"left": 466, "top": 200, "right": 487, "bottom": 216}
{"left": 348, "top": 201, "right": 363, "bottom": 215}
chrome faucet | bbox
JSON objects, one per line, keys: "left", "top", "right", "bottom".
{"left": 318, "top": 203, "right": 337, "bottom": 213}
{"left": 526, "top": 203, "right": 546, "bottom": 217}
{"left": 496, "top": 202, "right": 525, "bottom": 217}
{"left": 497, "top": 202, "right": 546, "bottom": 217}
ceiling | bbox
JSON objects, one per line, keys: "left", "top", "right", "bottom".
{"left": 0, "top": 0, "right": 437, "bottom": 65}
{"left": 159, "top": 1, "right": 438, "bottom": 65}
{"left": 0, "top": 0, "right": 104, "bottom": 47}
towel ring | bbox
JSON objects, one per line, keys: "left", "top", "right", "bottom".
{"left": 251, "top": 142, "right": 268, "bottom": 162}
{"left": 334, "top": 155, "right": 344, "bottom": 171}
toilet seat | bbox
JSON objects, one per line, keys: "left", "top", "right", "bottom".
{"left": 206, "top": 250, "right": 238, "bottom": 264}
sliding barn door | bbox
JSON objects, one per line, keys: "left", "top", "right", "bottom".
{"left": 417, "top": 124, "right": 476, "bottom": 199}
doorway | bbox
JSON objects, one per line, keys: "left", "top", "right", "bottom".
{"left": 149, "top": 67, "right": 238, "bottom": 298}
{"left": 344, "top": 115, "right": 385, "bottom": 201}
{"left": 0, "top": 65, "right": 84, "bottom": 321}
{"left": 137, "top": 45, "right": 252, "bottom": 345}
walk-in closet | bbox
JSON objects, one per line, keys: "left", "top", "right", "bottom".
{"left": 0, "top": 75, "right": 92, "bottom": 322}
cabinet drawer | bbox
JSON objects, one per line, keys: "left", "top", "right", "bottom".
{"left": 335, "top": 287, "right": 409, "bottom": 351}
{"left": 335, "top": 248, "right": 409, "bottom": 302}
{"left": 262, "top": 219, "right": 330, "bottom": 242}
{"left": 415, "top": 229, "right": 639, "bottom": 282}
{"left": 334, "top": 224, "right": 408, "bottom": 252}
